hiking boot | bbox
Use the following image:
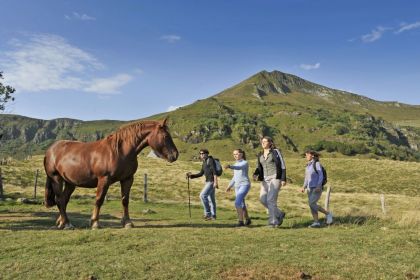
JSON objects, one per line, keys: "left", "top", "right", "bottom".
{"left": 277, "top": 212, "right": 286, "bottom": 226}
{"left": 205, "top": 216, "right": 216, "bottom": 221}
{"left": 235, "top": 221, "right": 245, "bottom": 227}
{"left": 308, "top": 222, "right": 321, "bottom": 228}
{"left": 326, "top": 212, "right": 333, "bottom": 225}
{"left": 245, "top": 218, "right": 252, "bottom": 226}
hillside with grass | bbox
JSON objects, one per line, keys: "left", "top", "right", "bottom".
{"left": 1, "top": 70, "right": 419, "bottom": 161}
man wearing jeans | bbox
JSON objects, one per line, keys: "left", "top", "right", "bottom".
{"left": 186, "top": 149, "right": 219, "bottom": 220}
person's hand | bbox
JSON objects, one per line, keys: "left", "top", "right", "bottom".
{"left": 186, "top": 172, "right": 192, "bottom": 179}
{"left": 315, "top": 187, "right": 322, "bottom": 193}
{"left": 224, "top": 164, "right": 230, "bottom": 169}
{"left": 281, "top": 181, "right": 287, "bottom": 187}
{"left": 300, "top": 187, "right": 306, "bottom": 193}
{"left": 214, "top": 182, "right": 219, "bottom": 189}
{"left": 253, "top": 175, "right": 258, "bottom": 181}
{"left": 225, "top": 187, "right": 231, "bottom": 192}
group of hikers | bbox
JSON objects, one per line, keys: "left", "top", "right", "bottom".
{"left": 186, "top": 136, "right": 333, "bottom": 228}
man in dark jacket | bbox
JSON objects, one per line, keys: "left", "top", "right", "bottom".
{"left": 186, "top": 149, "right": 219, "bottom": 220}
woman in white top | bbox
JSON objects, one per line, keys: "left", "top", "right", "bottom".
{"left": 225, "top": 149, "right": 251, "bottom": 227}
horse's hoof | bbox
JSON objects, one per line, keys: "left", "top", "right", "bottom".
{"left": 124, "top": 222, "right": 134, "bottom": 229}
{"left": 63, "top": 223, "right": 75, "bottom": 230}
{"left": 56, "top": 222, "right": 66, "bottom": 230}
{"left": 91, "top": 221, "right": 100, "bottom": 230}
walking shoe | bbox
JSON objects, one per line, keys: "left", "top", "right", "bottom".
{"left": 308, "top": 222, "right": 321, "bottom": 228}
{"left": 277, "top": 212, "right": 286, "bottom": 226}
{"left": 245, "top": 218, "right": 252, "bottom": 226}
{"left": 235, "top": 221, "right": 245, "bottom": 227}
{"left": 326, "top": 212, "right": 333, "bottom": 225}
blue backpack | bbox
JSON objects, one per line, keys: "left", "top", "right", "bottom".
{"left": 313, "top": 161, "right": 327, "bottom": 186}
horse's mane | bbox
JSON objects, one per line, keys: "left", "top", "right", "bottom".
{"left": 107, "top": 120, "right": 160, "bottom": 152}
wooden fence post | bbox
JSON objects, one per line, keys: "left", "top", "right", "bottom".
{"left": 0, "top": 168, "right": 3, "bottom": 199}
{"left": 34, "top": 169, "right": 39, "bottom": 199}
{"left": 143, "top": 173, "right": 148, "bottom": 203}
{"left": 324, "top": 186, "right": 332, "bottom": 211}
{"left": 380, "top": 194, "right": 386, "bottom": 215}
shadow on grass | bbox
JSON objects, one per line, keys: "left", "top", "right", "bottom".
{"left": 0, "top": 211, "right": 160, "bottom": 231}
{"left": 286, "top": 215, "right": 381, "bottom": 229}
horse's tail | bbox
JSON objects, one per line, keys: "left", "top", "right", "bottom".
{"left": 44, "top": 175, "right": 56, "bottom": 208}
{"left": 44, "top": 157, "right": 56, "bottom": 208}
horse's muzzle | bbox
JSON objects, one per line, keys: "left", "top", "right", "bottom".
{"left": 168, "top": 151, "right": 178, "bottom": 162}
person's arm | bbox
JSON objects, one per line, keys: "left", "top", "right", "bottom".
{"left": 300, "top": 165, "right": 308, "bottom": 193}
{"left": 275, "top": 149, "right": 287, "bottom": 185}
{"left": 226, "top": 177, "right": 235, "bottom": 192}
{"left": 229, "top": 160, "right": 247, "bottom": 170}
{"left": 253, "top": 156, "right": 262, "bottom": 180}
{"left": 208, "top": 157, "right": 218, "bottom": 188}
{"left": 189, "top": 163, "right": 204, "bottom": 179}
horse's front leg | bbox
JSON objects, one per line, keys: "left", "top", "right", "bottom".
{"left": 90, "top": 176, "right": 110, "bottom": 229}
{"left": 120, "top": 176, "right": 134, "bottom": 228}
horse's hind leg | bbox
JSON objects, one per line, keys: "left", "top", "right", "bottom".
{"left": 49, "top": 176, "right": 70, "bottom": 230}
{"left": 90, "top": 176, "right": 110, "bottom": 229}
{"left": 58, "top": 182, "right": 76, "bottom": 229}
{"left": 120, "top": 176, "right": 134, "bottom": 228}
{"left": 55, "top": 182, "right": 75, "bottom": 227}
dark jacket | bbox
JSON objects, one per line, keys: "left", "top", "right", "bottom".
{"left": 253, "top": 148, "right": 286, "bottom": 182}
{"left": 190, "top": 156, "right": 217, "bottom": 182}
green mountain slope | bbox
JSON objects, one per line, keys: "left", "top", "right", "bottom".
{"left": 1, "top": 70, "right": 419, "bottom": 161}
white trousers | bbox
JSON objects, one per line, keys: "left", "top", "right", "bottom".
{"left": 259, "top": 175, "right": 283, "bottom": 225}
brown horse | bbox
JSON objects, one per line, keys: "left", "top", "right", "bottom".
{"left": 44, "top": 118, "right": 178, "bottom": 229}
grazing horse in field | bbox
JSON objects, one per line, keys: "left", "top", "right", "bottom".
{"left": 44, "top": 118, "right": 178, "bottom": 229}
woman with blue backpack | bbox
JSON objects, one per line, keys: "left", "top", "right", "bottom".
{"left": 301, "top": 150, "right": 333, "bottom": 228}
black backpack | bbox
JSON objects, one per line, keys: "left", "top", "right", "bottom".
{"left": 313, "top": 161, "right": 327, "bottom": 186}
{"left": 207, "top": 156, "right": 223, "bottom": 176}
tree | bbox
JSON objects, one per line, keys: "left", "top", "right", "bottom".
{"left": 0, "top": 72, "right": 15, "bottom": 112}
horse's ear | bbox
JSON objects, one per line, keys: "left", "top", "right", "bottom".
{"left": 161, "top": 117, "right": 168, "bottom": 127}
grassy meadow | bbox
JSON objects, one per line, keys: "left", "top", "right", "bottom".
{"left": 0, "top": 154, "right": 419, "bottom": 279}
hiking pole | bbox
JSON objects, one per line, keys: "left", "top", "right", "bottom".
{"left": 186, "top": 175, "right": 192, "bottom": 219}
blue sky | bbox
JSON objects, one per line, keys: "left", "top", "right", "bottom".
{"left": 0, "top": 0, "right": 419, "bottom": 121}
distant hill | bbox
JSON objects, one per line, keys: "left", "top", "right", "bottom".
{"left": 1, "top": 70, "right": 419, "bottom": 161}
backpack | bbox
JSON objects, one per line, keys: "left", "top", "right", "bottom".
{"left": 313, "top": 161, "right": 327, "bottom": 186}
{"left": 207, "top": 156, "right": 223, "bottom": 176}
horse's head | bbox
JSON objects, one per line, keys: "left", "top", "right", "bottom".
{"left": 148, "top": 118, "right": 179, "bottom": 163}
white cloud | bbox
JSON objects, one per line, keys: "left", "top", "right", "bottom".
{"left": 0, "top": 33, "right": 132, "bottom": 95}
{"left": 361, "top": 26, "right": 390, "bottom": 43}
{"left": 167, "top": 105, "right": 182, "bottom": 112}
{"left": 395, "top": 21, "right": 420, "bottom": 34}
{"left": 160, "top": 35, "right": 181, "bottom": 43}
{"left": 65, "top": 12, "right": 96, "bottom": 21}
{"left": 133, "top": 68, "right": 144, "bottom": 75}
{"left": 84, "top": 74, "right": 133, "bottom": 94}
{"left": 300, "top": 62, "right": 320, "bottom": 70}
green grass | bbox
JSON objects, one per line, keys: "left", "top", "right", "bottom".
{"left": 0, "top": 199, "right": 419, "bottom": 280}
{"left": 0, "top": 155, "right": 419, "bottom": 279}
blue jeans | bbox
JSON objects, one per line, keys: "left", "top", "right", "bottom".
{"left": 235, "top": 184, "right": 250, "bottom": 209}
{"left": 200, "top": 181, "right": 216, "bottom": 217}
